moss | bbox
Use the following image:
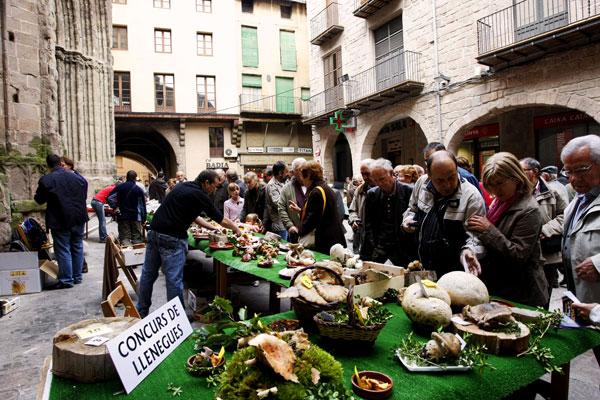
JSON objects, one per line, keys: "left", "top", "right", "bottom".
{"left": 11, "top": 212, "right": 23, "bottom": 226}
{"left": 216, "top": 342, "right": 350, "bottom": 400}
{"left": 11, "top": 199, "right": 46, "bottom": 213}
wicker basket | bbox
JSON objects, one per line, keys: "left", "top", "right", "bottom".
{"left": 313, "top": 287, "right": 387, "bottom": 344}
{"left": 290, "top": 265, "right": 345, "bottom": 330}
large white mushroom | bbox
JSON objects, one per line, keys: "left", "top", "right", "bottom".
{"left": 401, "top": 282, "right": 452, "bottom": 329}
{"left": 437, "top": 271, "right": 489, "bottom": 307}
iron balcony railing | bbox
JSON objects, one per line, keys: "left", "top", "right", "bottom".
{"left": 310, "top": 2, "right": 341, "bottom": 42}
{"left": 305, "top": 85, "right": 344, "bottom": 120}
{"left": 239, "top": 94, "right": 307, "bottom": 115}
{"left": 346, "top": 49, "right": 421, "bottom": 104}
{"left": 477, "top": 0, "right": 600, "bottom": 54}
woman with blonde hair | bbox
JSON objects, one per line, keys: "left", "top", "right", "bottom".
{"left": 467, "top": 152, "right": 549, "bottom": 307}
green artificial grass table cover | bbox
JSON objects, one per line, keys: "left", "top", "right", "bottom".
{"left": 187, "top": 235, "right": 330, "bottom": 288}
{"left": 49, "top": 303, "right": 600, "bottom": 400}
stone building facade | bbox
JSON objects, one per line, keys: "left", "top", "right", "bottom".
{"left": 305, "top": 0, "right": 600, "bottom": 180}
{"left": 0, "top": 0, "right": 114, "bottom": 248}
{"left": 112, "top": 0, "right": 313, "bottom": 181}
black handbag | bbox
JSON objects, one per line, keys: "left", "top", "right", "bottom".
{"left": 541, "top": 235, "right": 562, "bottom": 254}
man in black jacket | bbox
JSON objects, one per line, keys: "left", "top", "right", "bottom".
{"left": 148, "top": 172, "right": 167, "bottom": 203}
{"left": 109, "top": 170, "right": 146, "bottom": 246}
{"left": 361, "top": 158, "right": 414, "bottom": 266}
{"left": 34, "top": 154, "right": 88, "bottom": 288}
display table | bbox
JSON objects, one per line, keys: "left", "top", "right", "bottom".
{"left": 188, "top": 235, "right": 329, "bottom": 312}
{"left": 48, "top": 304, "right": 600, "bottom": 400}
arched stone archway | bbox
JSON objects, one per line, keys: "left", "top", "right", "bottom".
{"left": 117, "top": 151, "right": 158, "bottom": 176}
{"left": 115, "top": 124, "right": 178, "bottom": 177}
{"left": 445, "top": 91, "right": 600, "bottom": 152}
{"left": 320, "top": 127, "right": 357, "bottom": 182}
{"left": 356, "top": 103, "right": 434, "bottom": 163}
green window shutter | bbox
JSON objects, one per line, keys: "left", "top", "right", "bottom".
{"left": 242, "top": 74, "right": 262, "bottom": 87}
{"left": 280, "top": 30, "right": 296, "bottom": 71}
{"left": 242, "top": 26, "right": 258, "bottom": 67}
{"left": 301, "top": 87, "right": 310, "bottom": 100}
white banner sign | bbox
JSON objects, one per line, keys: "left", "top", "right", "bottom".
{"left": 106, "top": 297, "right": 193, "bottom": 394}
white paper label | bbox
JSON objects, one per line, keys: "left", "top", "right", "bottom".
{"left": 85, "top": 336, "right": 110, "bottom": 346}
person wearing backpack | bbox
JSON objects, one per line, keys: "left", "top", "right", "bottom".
{"left": 34, "top": 154, "right": 88, "bottom": 289}
{"left": 108, "top": 170, "right": 146, "bottom": 246}
{"left": 288, "top": 160, "right": 345, "bottom": 254}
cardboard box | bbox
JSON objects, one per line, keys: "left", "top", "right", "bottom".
{"left": 121, "top": 244, "right": 146, "bottom": 266}
{"left": 0, "top": 297, "right": 19, "bottom": 316}
{"left": 345, "top": 261, "right": 406, "bottom": 300}
{"left": 0, "top": 252, "right": 41, "bottom": 295}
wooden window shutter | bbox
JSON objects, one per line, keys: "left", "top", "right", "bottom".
{"left": 280, "top": 30, "right": 297, "bottom": 71}
{"left": 241, "top": 26, "right": 259, "bottom": 67}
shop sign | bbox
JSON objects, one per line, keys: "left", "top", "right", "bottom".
{"left": 463, "top": 123, "right": 499, "bottom": 141}
{"left": 534, "top": 111, "right": 592, "bottom": 129}
{"left": 247, "top": 147, "right": 265, "bottom": 153}
{"left": 267, "top": 146, "right": 295, "bottom": 153}
{"left": 297, "top": 147, "right": 313, "bottom": 154}
{"left": 206, "top": 159, "right": 229, "bottom": 169}
{"left": 386, "top": 138, "right": 403, "bottom": 152}
{"left": 106, "top": 298, "right": 193, "bottom": 394}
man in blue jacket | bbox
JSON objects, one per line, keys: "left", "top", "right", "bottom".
{"left": 34, "top": 154, "right": 88, "bottom": 289}
{"left": 109, "top": 170, "right": 146, "bottom": 246}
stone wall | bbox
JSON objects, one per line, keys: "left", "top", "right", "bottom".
{"left": 0, "top": 0, "right": 114, "bottom": 248}
{"left": 307, "top": 0, "right": 600, "bottom": 179}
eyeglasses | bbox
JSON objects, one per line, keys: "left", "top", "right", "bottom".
{"left": 561, "top": 164, "right": 593, "bottom": 177}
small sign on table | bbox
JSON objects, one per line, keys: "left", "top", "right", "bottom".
{"left": 106, "top": 297, "right": 193, "bottom": 393}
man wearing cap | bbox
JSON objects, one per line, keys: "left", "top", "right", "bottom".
{"left": 541, "top": 166, "right": 569, "bottom": 205}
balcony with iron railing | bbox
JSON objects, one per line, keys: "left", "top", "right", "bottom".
{"left": 310, "top": 3, "right": 344, "bottom": 45}
{"left": 477, "top": 0, "right": 600, "bottom": 69}
{"left": 346, "top": 49, "right": 423, "bottom": 111}
{"left": 239, "top": 94, "right": 307, "bottom": 116}
{"left": 302, "top": 85, "right": 345, "bottom": 124}
{"left": 353, "top": 0, "right": 392, "bottom": 18}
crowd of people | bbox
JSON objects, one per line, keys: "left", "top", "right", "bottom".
{"left": 33, "top": 134, "right": 600, "bottom": 324}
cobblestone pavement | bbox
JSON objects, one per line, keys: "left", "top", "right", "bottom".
{"left": 0, "top": 218, "right": 598, "bottom": 399}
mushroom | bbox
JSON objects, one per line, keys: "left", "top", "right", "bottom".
{"left": 422, "top": 332, "right": 462, "bottom": 361}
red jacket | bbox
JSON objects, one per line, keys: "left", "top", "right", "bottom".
{"left": 94, "top": 184, "right": 116, "bottom": 203}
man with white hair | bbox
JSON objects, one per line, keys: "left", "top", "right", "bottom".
{"left": 561, "top": 134, "right": 600, "bottom": 303}
{"left": 361, "top": 158, "right": 414, "bottom": 265}
{"left": 348, "top": 159, "right": 373, "bottom": 253}
{"left": 278, "top": 158, "right": 307, "bottom": 242}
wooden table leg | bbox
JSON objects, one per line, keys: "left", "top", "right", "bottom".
{"left": 269, "top": 282, "right": 281, "bottom": 314}
{"left": 215, "top": 259, "right": 228, "bottom": 297}
{"left": 550, "top": 361, "right": 570, "bottom": 400}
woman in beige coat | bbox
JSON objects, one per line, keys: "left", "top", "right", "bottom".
{"left": 467, "top": 152, "right": 549, "bottom": 308}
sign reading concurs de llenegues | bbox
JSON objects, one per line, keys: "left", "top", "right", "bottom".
{"left": 106, "top": 297, "right": 193, "bottom": 393}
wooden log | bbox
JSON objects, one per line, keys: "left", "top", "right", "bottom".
{"left": 52, "top": 317, "right": 138, "bottom": 382}
{"left": 452, "top": 315, "right": 530, "bottom": 355}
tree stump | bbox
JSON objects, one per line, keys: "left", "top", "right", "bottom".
{"left": 452, "top": 316, "right": 530, "bottom": 355}
{"left": 52, "top": 317, "right": 138, "bottom": 382}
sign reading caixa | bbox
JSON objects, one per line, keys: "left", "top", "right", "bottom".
{"left": 206, "top": 159, "right": 229, "bottom": 169}
{"left": 106, "top": 298, "right": 193, "bottom": 394}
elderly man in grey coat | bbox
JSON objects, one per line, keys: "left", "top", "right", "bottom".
{"left": 561, "top": 134, "right": 600, "bottom": 304}
{"left": 278, "top": 157, "right": 307, "bottom": 243}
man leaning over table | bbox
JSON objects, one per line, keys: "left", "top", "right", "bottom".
{"left": 137, "top": 169, "right": 241, "bottom": 318}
